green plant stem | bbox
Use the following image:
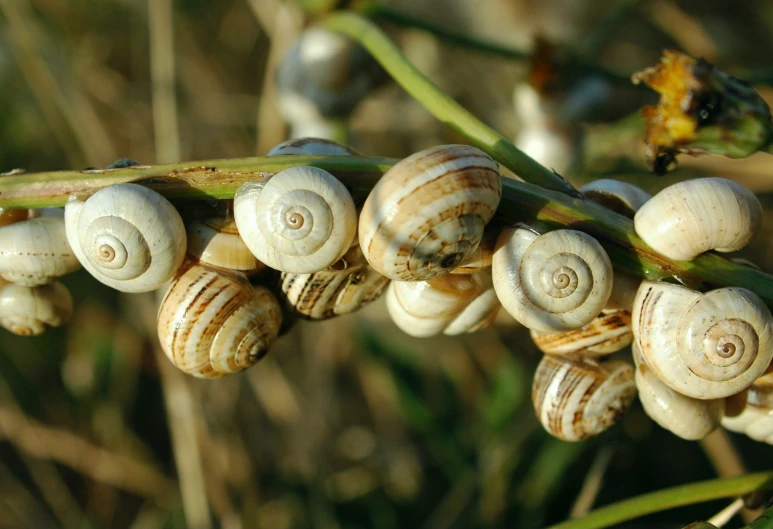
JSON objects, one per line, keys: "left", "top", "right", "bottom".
{"left": 3, "top": 155, "right": 773, "bottom": 310}
{"left": 321, "top": 11, "right": 580, "bottom": 196}
{"left": 546, "top": 473, "right": 773, "bottom": 529}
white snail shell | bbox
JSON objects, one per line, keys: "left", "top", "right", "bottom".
{"left": 635, "top": 361, "right": 723, "bottom": 440}
{"left": 634, "top": 178, "right": 762, "bottom": 261}
{"left": 280, "top": 244, "right": 389, "bottom": 319}
{"left": 359, "top": 145, "right": 502, "bottom": 281}
{"left": 157, "top": 260, "right": 283, "bottom": 378}
{"left": 0, "top": 281, "right": 73, "bottom": 335}
{"left": 532, "top": 355, "right": 636, "bottom": 441}
{"left": 386, "top": 270, "right": 500, "bottom": 337}
{"left": 186, "top": 217, "right": 265, "bottom": 273}
{"left": 580, "top": 179, "right": 651, "bottom": 218}
{"left": 234, "top": 166, "right": 357, "bottom": 274}
{"left": 0, "top": 217, "right": 81, "bottom": 286}
{"left": 632, "top": 280, "right": 773, "bottom": 399}
{"left": 722, "top": 374, "right": 773, "bottom": 444}
{"left": 65, "top": 184, "right": 187, "bottom": 293}
{"left": 492, "top": 227, "right": 613, "bottom": 332}
{"left": 267, "top": 137, "right": 359, "bottom": 156}
{"left": 530, "top": 309, "right": 632, "bottom": 357}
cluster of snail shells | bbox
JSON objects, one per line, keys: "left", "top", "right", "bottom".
{"left": 0, "top": 208, "right": 79, "bottom": 335}
{"left": 630, "top": 177, "right": 773, "bottom": 443}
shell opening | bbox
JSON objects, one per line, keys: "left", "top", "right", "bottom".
{"left": 440, "top": 252, "right": 464, "bottom": 270}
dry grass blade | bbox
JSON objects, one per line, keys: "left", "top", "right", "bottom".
{"left": 148, "top": 0, "right": 181, "bottom": 163}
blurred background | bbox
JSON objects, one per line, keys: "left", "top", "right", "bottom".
{"left": 1, "top": 0, "right": 773, "bottom": 528}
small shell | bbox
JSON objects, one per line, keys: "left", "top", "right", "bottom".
{"left": 386, "top": 271, "right": 500, "bottom": 337}
{"left": 65, "top": 184, "right": 187, "bottom": 293}
{"left": 450, "top": 227, "right": 497, "bottom": 274}
{"left": 280, "top": 244, "right": 389, "bottom": 319}
{"left": 580, "top": 179, "right": 651, "bottom": 218}
{"left": 267, "top": 137, "right": 358, "bottom": 156}
{"left": 722, "top": 378, "right": 773, "bottom": 444}
{"left": 0, "top": 217, "right": 81, "bottom": 286}
{"left": 157, "top": 260, "right": 283, "bottom": 378}
{"left": 359, "top": 145, "right": 502, "bottom": 281}
{"left": 632, "top": 281, "right": 773, "bottom": 399}
{"left": 234, "top": 166, "right": 357, "bottom": 273}
{"left": 605, "top": 272, "right": 642, "bottom": 311}
{"left": 0, "top": 281, "right": 73, "bottom": 335}
{"left": 530, "top": 309, "right": 633, "bottom": 357}
{"left": 634, "top": 178, "right": 762, "bottom": 261}
{"left": 186, "top": 217, "right": 265, "bottom": 272}
{"left": 635, "top": 362, "right": 723, "bottom": 440}
{"left": 492, "top": 227, "right": 613, "bottom": 332}
{"left": 532, "top": 355, "right": 636, "bottom": 441}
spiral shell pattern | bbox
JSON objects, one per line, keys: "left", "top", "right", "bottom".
{"left": 187, "top": 217, "right": 265, "bottom": 272}
{"left": 359, "top": 145, "right": 501, "bottom": 281}
{"left": 280, "top": 244, "right": 388, "bottom": 319}
{"left": 635, "top": 362, "right": 723, "bottom": 440}
{"left": 386, "top": 271, "right": 500, "bottom": 337}
{"left": 632, "top": 281, "right": 773, "bottom": 399}
{"left": 634, "top": 178, "right": 762, "bottom": 261}
{"left": 530, "top": 309, "right": 632, "bottom": 357}
{"left": 64, "top": 184, "right": 186, "bottom": 293}
{"left": 492, "top": 228, "right": 613, "bottom": 333}
{"left": 157, "top": 261, "right": 282, "bottom": 378}
{"left": 0, "top": 281, "right": 73, "bottom": 336}
{"left": 234, "top": 166, "right": 357, "bottom": 273}
{"left": 532, "top": 355, "right": 636, "bottom": 441}
{"left": 0, "top": 217, "right": 81, "bottom": 286}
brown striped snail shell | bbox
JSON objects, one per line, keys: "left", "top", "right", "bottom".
{"left": 635, "top": 358, "right": 723, "bottom": 440}
{"left": 722, "top": 374, "right": 773, "bottom": 444}
{"left": 0, "top": 281, "right": 73, "bottom": 336}
{"left": 0, "top": 216, "right": 81, "bottom": 286}
{"left": 492, "top": 227, "right": 613, "bottom": 333}
{"left": 386, "top": 271, "right": 500, "bottom": 337}
{"left": 280, "top": 244, "right": 389, "bottom": 319}
{"left": 450, "top": 227, "right": 497, "bottom": 275}
{"left": 530, "top": 309, "right": 632, "bottom": 358}
{"left": 186, "top": 217, "right": 265, "bottom": 273}
{"left": 157, "top": 260, "right": 283, "bottom": 378}
{"left": 359, "top": 145, "right": 502, "bottom": 281}
{"left": 65, "top": 184, "right": 187, "bottom": 293}
{"left": 532, "top": 355, "right": 636, "bottom": 441}
{"left": 580, "top": 179, "right": 651, "bottom": 218}
{"left": 634, "top": 178, "right": 762, "bottom": 261}
{"left": 632, "top": 280, "right": 773, "bottom": 399}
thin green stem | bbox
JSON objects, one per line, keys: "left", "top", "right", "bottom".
{"left": 546, "top": 473, "right": 773, "bottom": 529}
{"left": 3, "top": 156, "right": 773, "bottom": 310}
{"left": 321, "top": 11, "right": 580, "bottom": 196}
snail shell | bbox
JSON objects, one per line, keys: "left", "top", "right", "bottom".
{"left": 530, "top": 309, "right": 632, "bottom": 357}
{"left": 605, "top": 272, "right": 642, "bottom": 311}
{"left": 722, "top": 374, "right": 773, "bottom": 444}
{"left": 0, "top": 217, "right": 81, "bottom": 286}
{"left": 186, "top": 217, "right": 265, "bottom": 273}
{"left": 234, "top": 166, "right": 357, "bottom": 273}
{"left": 65, "top": 184, "right": 187, "bottom": 293}
{"left": 532, "top": 355, "right": 636, "bottom": 441}
{"left": 280, "top": 244, "right": 389, "bottom": 319}
{"left": 450, "top": 227, "right": 497, "bottom": 275}
{"left": 492, "top": 227, "right": 613, "bottom": 332}
{"left": 634, "top": 178, "right": 762, "bottom": 261}
{"left": 386, "top": 271, "right": 500, "bottom": 337}
{"left": 632, "top": 280, "right": 773, "bottom": 399}
{"left": 0, "top": 281, "right": 73, "bottom": 335}
{"left": 359, "top": 145, "right": 502, "bottom": 281}
{"left": 157, "top": 260, "right": 283, "bottom": 378}
{"left": 635, "top": 361, "right": 723, "bottom": 440}
{"left": 580, "top": 179, "right": 651, "bottom": 218}
{"left": 267, "top": 137, "right": 358, "bottom": 156}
